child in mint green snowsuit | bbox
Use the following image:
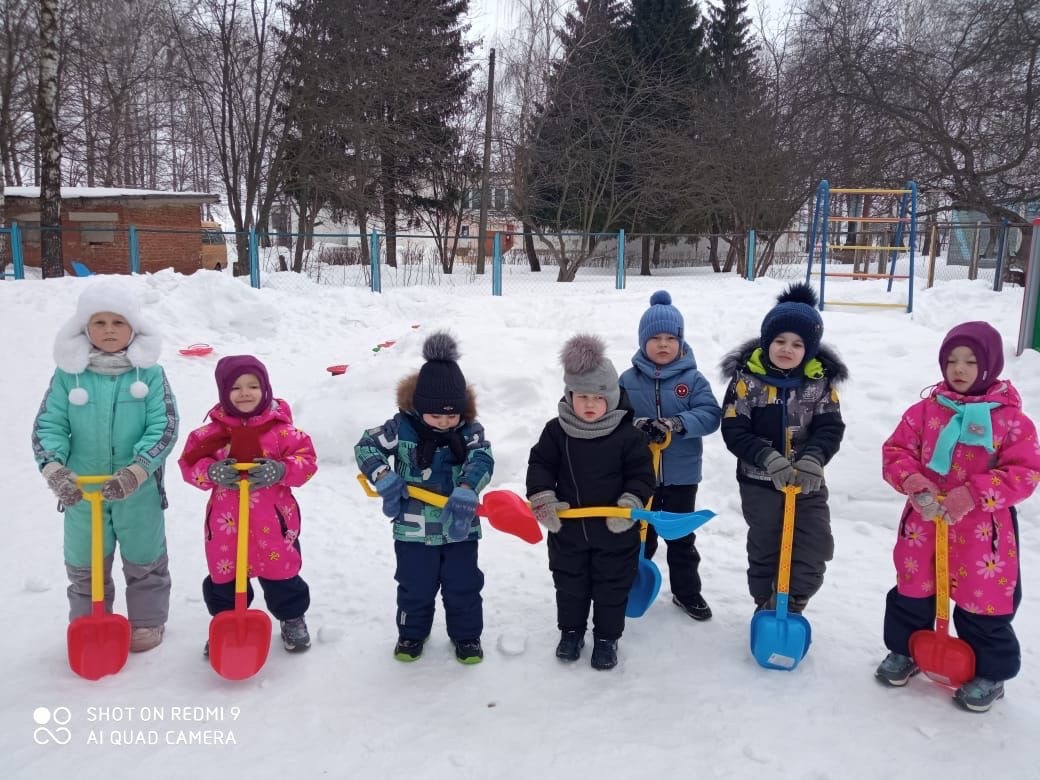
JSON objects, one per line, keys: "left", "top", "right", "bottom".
{"left": 32, "top": 282, "right": 179, "bottom": 653}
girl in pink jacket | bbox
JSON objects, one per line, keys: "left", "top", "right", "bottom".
{"left": 876, "top": 322, "right": 1040, "bottom": 712}
{"left": 179, "top": 355, "right": 318, "bottom": 654}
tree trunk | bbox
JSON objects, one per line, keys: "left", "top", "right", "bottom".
{"left": 708, "top": 234, "right": 721, "bottom": 272}
{"left": 37, "top": 0, "right": 63, "bottom": 278}
{"left": 640, "top": 234, "right": 651, "bottom": 276}
{"left": 523, "top": 221, "right": 540, "bottom": 271}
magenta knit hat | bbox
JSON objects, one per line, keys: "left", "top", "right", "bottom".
{"left": 938, "top": 321, "right": 1004, "bottom": 396}
{"left": 215, "top": 355, "right": 273, "bottom": 418}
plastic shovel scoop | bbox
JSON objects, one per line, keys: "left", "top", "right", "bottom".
{"left": 67, "top": 476, "right": 131, "bottom": 680}
{"left": 178, "top": 343, "right": 214, "bottom": 357}
{"left": 356, "top": 474, "right": 543, "bottom": 544}
{"left": 626, "top": 521, "right": 663, "bottom": 618}
{"left": 209, "top": 464, "right": 272, "bottom": 680}
{"left": 750, "top": 485, "right": 812, "bottom": 670}
{"left": 908, "top": 515, "right": 975, "bottom": 687}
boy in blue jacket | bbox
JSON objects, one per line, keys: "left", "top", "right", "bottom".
{"left": 619, "top": 291, "right": 721, "bottom": 620}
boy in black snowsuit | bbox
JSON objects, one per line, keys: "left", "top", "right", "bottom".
{"left": 527, "top": 334, "right": 655, "bottom": 670}
{"left": 720, "top": 283, "right": 847, "bottom": 614}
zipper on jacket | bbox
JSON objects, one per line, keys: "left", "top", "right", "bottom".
{"left": 563, "top": 437, "right": 589, "bottom": 543}
{"left": 654, "top": 378, "right": 665, "bottom": 484}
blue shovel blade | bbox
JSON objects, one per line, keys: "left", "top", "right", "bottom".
{"left": 629, "top": 508, "right": 716, "bottom": 541}
{"left": 626, "top": 546, "right": 662, "bottom": 618}
{"left": 749, "top": 609, "right": 812, "bottom": 670}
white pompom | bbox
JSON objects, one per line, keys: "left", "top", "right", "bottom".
{"left": 129, "top": 380, "right": 149, "bottom": 399}
{"left": 68, "top": 387, "right": 89, "bottom": 405}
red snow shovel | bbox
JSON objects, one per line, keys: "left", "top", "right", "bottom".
{"left": 908, "top": 515, "right": 975, "bottom": 687}
{"left": 67, "top": 476, "right": 131, "bottom": 681}
{"left": 209, "top": 464, "right": 272, "bottom": 680}
{"left": 355, "top": 474, "right": 544, "bottom": 544}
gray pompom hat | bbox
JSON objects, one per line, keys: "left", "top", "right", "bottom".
{"left": 561, "top": 333, "right": 620, "bottom": 411}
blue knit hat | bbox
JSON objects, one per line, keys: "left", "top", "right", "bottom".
{"left": 413, "top": 332, "right": 468, "bottom": 415}
{"left": 639, "top": 290, "right": 684, "bottom": 351}
{"left": 760, "top": 283, "right": 823, "bottom": 362}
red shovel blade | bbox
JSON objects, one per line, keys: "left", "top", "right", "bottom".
{"left": 480, "top": 490, "right": 544, "bottom": 544}
{"left": 208, "top": 610, "right": 272, "bottom": 681}
{"left": 67, "top": 609, "right": 131, "bottom": 681}
{"left": 909, "top": 628, "right": 976, "bottom": 687}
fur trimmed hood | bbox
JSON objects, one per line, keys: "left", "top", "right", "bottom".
{"left": 54, "top": 281, "right": 161, "bottom": 374}
{"left": 720, "top": 337, "right": 849, "bottom": 384}
{"left": 396, "top": 373, "right": 478, "bottom": 423}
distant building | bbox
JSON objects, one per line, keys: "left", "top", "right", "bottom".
{"left": 4, "top": 186, "right": 220, "bottom": 275}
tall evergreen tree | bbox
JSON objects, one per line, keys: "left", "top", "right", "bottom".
{"left": 706, "top": 0, "right": 758, "bottom": 87}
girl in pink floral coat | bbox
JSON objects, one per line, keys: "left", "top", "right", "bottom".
{"left": 179, "top": 355, "right": 318, "bottom": 654}
{"left": 876, "top": 322, "right": 1040, "bottom": 712}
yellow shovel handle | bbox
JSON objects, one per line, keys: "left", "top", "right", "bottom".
{"left": 232, "top": 464, "right": 257, "bottom": 597}
{"left": 933, "top": 515, "right": 951, "bottom": 623}
{"left": 777, "top": 485, "right": 802, "bottom": 596}
{"left": 76, "top": 476, "right": 111, "bottom": 606}
{"left": 355, "top": 473, "right": 449, "bottom": 508}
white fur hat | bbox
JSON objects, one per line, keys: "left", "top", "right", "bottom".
{"left": 53, "top": 280, "right": 161, "bottom": 404}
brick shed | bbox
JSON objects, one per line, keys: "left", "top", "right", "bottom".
{"left": 4, "top": 186, "right": 220, "bottom": 275}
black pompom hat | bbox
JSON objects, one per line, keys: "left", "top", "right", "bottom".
{"left": 760, "top": 283, "right": 824, "bottom": 362}
{"left": 413, "top": 332, "right": 468, "bottom": 415}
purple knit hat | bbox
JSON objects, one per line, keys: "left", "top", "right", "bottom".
{"left": 215, "top": 355, "right": 273, "bottom": 418}
{"left": 938, "top": 321, "right": 1004, "bottom": 396}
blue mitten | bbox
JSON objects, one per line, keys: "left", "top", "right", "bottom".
{"left": 375, "top": 471, "right": 408, "bottom": 518}
{"left": 443, "top": 485, "right": 478, "bottom": 541}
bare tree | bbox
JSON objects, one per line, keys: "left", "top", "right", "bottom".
{"left": 168, "top": 0, "right": 297, "bottom": 274}
{"left": 36, "top": 0, "right": 62, "bottom": 277}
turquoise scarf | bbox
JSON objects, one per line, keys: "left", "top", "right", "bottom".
{"left": 926, "top": 395, "right": 999, "bottom": 475}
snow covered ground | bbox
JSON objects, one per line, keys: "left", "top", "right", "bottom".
{"left": 3, "top": 267, "right": 1037, "bottom": 778}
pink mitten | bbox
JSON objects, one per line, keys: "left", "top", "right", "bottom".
{"left": 902, "top": 473, "right": 939, "bottom": 497}
{"left": 941, "top": 485, "right": 975, "bottom": 525}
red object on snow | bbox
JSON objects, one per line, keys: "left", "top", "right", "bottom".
{"left": 179, "top": 343, "right": 214, "bottom": 357}
{"left": 327, "top": 364, "right": 349, "bottom": 375}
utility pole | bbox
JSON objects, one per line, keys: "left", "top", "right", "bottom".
{"left": 476, "top": 48, "right": 495, "bottom": 275}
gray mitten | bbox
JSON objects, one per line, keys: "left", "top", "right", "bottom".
{"left": 607, "top": 492, "right": 642, "bottom": 533}
{"left": 247, "top": 458, "right": 286, "bottom": 489}
{"left": 207, "top": 458, "right": 240, "bottom": 488}
{"left": 530, "top": 490, "right": 568, "bottom": 533}
{"left": 762, "top": 450, "right": 795, "bottom": 491}
{"left": 42, "top": 462, "right": 83, "bottom": 507}
{"left": 792, "top": 456, "right": 824, "bottom": 494}
{"left": 101, "top": 465, "right": 147, "bottom": 501}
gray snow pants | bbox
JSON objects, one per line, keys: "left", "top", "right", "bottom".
{"left": 739, "top": 481, "right": 833, "bottom": 605}
{"left": 66, "top": 550, "right": 171, "bottom": 628}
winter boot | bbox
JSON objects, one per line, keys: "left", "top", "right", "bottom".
{"left": 875, "top": 652, "right": 920, "bottom": 687}
{"left": 555, "top": 630, "right": 585, "bottom": 662}
{"left": 394, "top": 636, "right": 426, "bottom": 662}
{"left": 130, "top": 625, "right": 165, "bottom": 653}
{"left": 280, "top": 616, "right": 311, "bottom": 653}
{"left": 953, "top": 677, "right": 1005, "bottom": 712}
{"left": 453, "top": 638, "right": 484, "bottom": 665}
{"left": 590, "top": 638, "right": 618, "bottom": 670}
{"left": 673, "top": 594, "right": 712, "bottom": 621}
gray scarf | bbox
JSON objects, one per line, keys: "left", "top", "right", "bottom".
{"left": 557, "top": 399, "right": 628, "bottom": 439}
{"left": 87, "top": 349, "right": 134, "bottom": 375}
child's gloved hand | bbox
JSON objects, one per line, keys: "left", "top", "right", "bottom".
{"left": 101, "top": 465, "right": 147, "bottom": 501}
{"left": 443, "top": 485, "right": 478, "bottom": 541}
{"left": 762, "top": 450, "right": 795, "bottom": 490}
{"left": 247, "top": 458, "right": 285, "bottom": 489}
{"left": 607, "top": 492, "right": 642, "bottom": 533}
{"left": 938, "top": 485, "right": 974, "bottom": 525}
{"left": 374, "top": 470, "right": 408, "bottom": 518}
{"left": 633, "top": 417, "right": 682, "bottom": 444}
{"left": 42, "top": 462, "right": 83, "bottom": 507}
{"left": 530, "top": 490, "right": 568, "bottom": 533}
{"left": 207, "top": 458, "right": 240, "bottom": 487}
{"left": 792, "top": 456, "right": 824, "bottom": 493}
{"left": 909, "top": 491, "right": 941, "bottom": 518}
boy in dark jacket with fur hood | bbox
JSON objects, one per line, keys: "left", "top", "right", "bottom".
{"left": 527, "top": 334, "right": 656, "bottom": 670}
{"left": 720, "top": 283, "right": 847, "bottom": 614}
{"left": 355, "top": 332, "right": 494, "bottom": 664}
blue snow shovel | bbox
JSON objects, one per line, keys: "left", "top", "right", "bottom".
{"left": 750, "top": 485, "right": 811, "bottom": 670}
{"left": 625, "top": 435, "right": 670, "bottom": 618}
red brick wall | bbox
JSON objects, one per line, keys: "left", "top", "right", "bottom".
{"left": 7, "top": 196, "right": 212, "bottom": 275}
